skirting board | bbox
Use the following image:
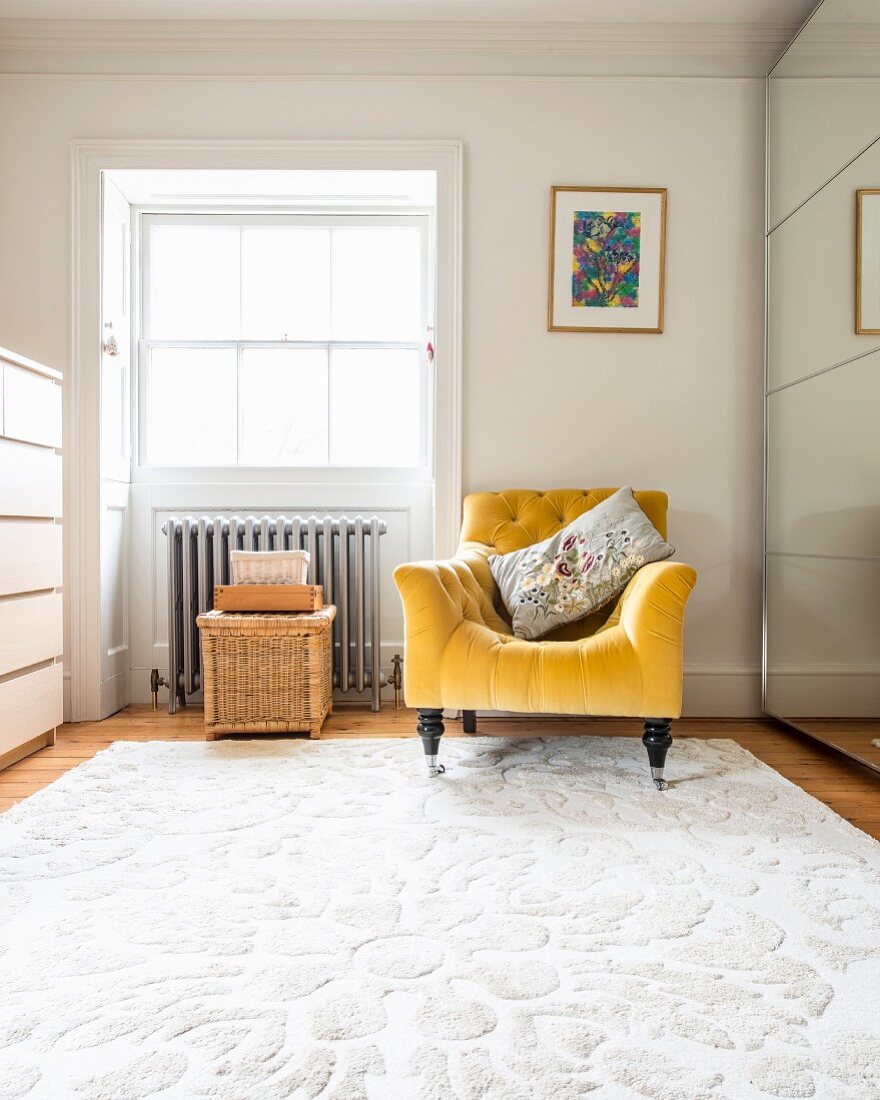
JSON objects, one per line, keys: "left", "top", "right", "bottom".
{"left": 125, "top": 668, "right": 762, "bottom": 718}
{"left": 99, "top": 669, "right": 132, "bottom": 722}
{"left": 681, "top": 669, "right": 762, "bottom": 717}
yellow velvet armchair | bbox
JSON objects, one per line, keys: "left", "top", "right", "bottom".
{"left": 394, "top": 489, "right": 697, "bottom": 789}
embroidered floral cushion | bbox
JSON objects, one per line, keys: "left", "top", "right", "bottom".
{"left": 488, "top": 487, "right": 675, "bottom": 641}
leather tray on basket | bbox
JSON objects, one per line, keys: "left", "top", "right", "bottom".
{"left": 213, "top": 584, "right": 324, "bottom": 612}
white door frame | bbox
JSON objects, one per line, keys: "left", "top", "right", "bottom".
{"left": 69, "top": 138, "right": 463, "bottom": 722}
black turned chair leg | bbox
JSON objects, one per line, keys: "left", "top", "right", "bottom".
{"left": 417, "top": 709, "right": 445, "bottom": 776}
{"left": 643, "top": 718, "right": 673, "bottom": 791}
{"left": 462, "top": 709, "right": 477, "bottom": 734}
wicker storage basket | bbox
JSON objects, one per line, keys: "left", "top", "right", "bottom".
{"left": 230, "top": 549, "right": 310, "bottom": 586}
{"left": 196, "top": 605, "right": 335, "bottom": 739}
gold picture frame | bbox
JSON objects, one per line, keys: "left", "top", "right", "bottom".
{"left": 548, "top": 186, "right": 667, "bottom": 334}
{"left": 855, "top": 189, "right": 880, "bottom": 334}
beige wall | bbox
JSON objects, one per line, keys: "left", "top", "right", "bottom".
{"left": 0, "top": 74, "right": 766, "bottom": 714}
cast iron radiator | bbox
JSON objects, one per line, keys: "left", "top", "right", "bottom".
{"left": 162, "top": 514, "right": 387, "bottom": 714}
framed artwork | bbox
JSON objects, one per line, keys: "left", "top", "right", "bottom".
{"left": 856, "top": 189, "right": 880, "bottom": 333}
{"left": 548, "top": 186, "right": 667, "bottom": 333}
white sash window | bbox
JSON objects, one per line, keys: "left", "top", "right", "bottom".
{"left": 138, "top": 212, "right": 431, "bottom": 474}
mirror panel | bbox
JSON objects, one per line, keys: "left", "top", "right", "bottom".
{"left": 766, "top": 554, "right": 880, "bottom": 720}
{"left": 768, "top": 143, "right": 880, "bottom": 391}
{"left": 767, "top": 348, "right": 880, "bottom": 558}
{"left": 766, "top": 0, "right": 880, "bottom": 770}
{"left": 769, "top": 80, "right": 880, "bottom": 229}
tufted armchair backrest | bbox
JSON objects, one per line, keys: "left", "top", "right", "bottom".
{"left": 459, "top": 488, "right": 668, "bottom": 555}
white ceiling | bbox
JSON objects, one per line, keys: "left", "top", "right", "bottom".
{"left": 0, "top": 0, "right": 819, "bottom": 25}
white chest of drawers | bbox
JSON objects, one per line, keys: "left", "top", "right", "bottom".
{"left": 0, "top": 346, "right": 63, "bottom": 770}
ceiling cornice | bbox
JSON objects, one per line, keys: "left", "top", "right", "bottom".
{"left": 0, "top": 17, "right": 796, "bottom": 52}
{"left": 794, "top": 24, "right": 880, "bottom": 55}
{"left": 0, "top": 18, "right": 796, "bottom": 77}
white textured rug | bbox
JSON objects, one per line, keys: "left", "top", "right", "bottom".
{"left": 1, "top": 737, "right": 879, "bottom": 1100}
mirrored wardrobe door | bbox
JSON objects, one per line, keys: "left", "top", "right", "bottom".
{"left": 765, "top": 0, "right": 880, "bottom": 771}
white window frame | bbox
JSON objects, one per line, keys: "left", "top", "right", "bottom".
{"left": 135, "top": 209, "right": 433, "bottom": 482}
{"left": 70, "top": 139, "right": 462, "bottom": 723}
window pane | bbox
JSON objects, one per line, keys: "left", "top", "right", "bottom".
{"left": 147, "top": 347, "right": 237, "bottom": 465}
{"left": 240, "top": 348, "right": 329, "bottom": 465}
{"left": 148, "top": 225, "right": 240, "bottom": 339}
{"left": 330, "top": 227, "right": 422, "bottom": 341}
{"left": 330, "top": 349, "right": 421, "bottom": 466}
{"left": 241, "top": 228, "right": 330, "bottom": 340}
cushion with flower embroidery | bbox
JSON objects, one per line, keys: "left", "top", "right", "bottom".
{"left": 488, "top": 487, "right": 674, "bottom": 641}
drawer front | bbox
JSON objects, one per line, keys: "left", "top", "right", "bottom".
{"left": 0, "top": 593, "right": 63, "bottom": 677}
{"left": 0, "top": 663, "right": 62, "bottom": 757}
{"left": 3, "top": 363, "right": 62, "bottom": 448}
{"left": 0, "top": 521, "right": 62, "bottom": 596}
{"left": 0, "top": 438, "right": 62, "bottom": 518}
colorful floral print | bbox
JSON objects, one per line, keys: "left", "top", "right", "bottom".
{"left": 517, "top": 526, "right": 646, "bottom": 622}
{"left": 572, "top": 211, "right": 640, "bottom": 308}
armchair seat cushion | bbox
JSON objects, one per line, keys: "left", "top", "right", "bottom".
{"left": 440, "top": 614, "right": 644, "bottom": 716}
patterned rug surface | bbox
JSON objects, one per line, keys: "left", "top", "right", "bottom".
{"left": 1, "top": 736, "right": 879, "bottom": 1100}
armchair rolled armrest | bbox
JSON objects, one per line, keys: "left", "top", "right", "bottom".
{"left": 619, "top": 560, "right": 697, "bottom": 647}
{"left": 394, "top": 559, "right": 471, "bottom": 707}
{"left": 618, "top": 560, "right": 697, "bottom": 718}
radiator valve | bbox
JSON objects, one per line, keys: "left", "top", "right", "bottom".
{"left": 150, "top": 668, "right": 170, "bottom": 711}
{"left": 390, "top": 654, "right": 403, "bottom": 710}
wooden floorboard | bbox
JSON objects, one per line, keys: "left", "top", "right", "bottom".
{"left": 0, "top": 706, "right": 877, "bottom": 840}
